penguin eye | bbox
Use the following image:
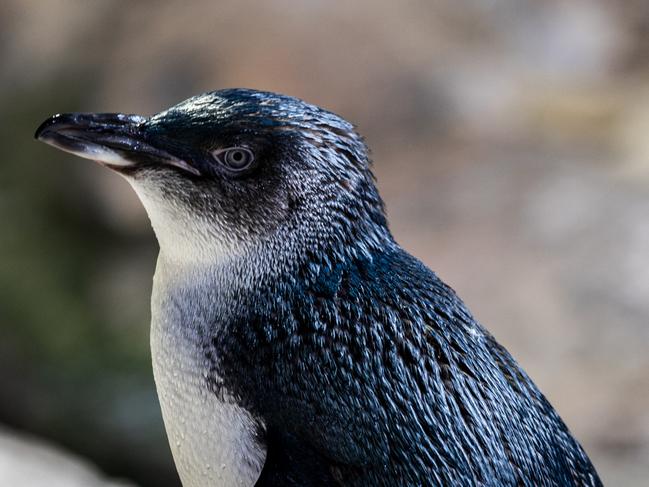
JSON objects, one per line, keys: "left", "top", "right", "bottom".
{"left": 212, "top": 147, "right": 255, "bottom": 171}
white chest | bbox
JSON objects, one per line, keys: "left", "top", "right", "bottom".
{"left": 150, "top": 267, "right": 266, "bottom": 487}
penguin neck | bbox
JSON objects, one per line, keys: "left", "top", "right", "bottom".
{"left": 153, "top": 212, "right": 396, "bottom": 293}
{"left": 129, "top": 170, "right": 395, "bottom": 281}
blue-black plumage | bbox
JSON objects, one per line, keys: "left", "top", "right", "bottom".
{"left": 36, "top": 89, "right": 602, "bottom": 486}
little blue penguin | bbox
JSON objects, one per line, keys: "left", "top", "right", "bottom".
{"left": 35, "top": 89, "right": 602, "bottom": 487}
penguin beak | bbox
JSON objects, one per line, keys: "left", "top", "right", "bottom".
{"left": 34, "top": 113, "right": 201, "bottom": 176}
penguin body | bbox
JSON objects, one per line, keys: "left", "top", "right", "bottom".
{"left": 35, "top": 89, "right": 602, "bottom": 486}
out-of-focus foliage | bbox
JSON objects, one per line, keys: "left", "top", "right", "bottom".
{"left": 1, "top": 1, "right": 649, "bottom": 485}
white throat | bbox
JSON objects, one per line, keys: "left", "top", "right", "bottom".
{"left": 127, "top": 178, "right": 240, "bottom": 267}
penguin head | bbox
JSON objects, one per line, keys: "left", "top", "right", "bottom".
{"left": 36, "top": 89, "right": 388, "bottom": 265}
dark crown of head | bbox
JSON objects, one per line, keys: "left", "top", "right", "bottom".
{"left": 147, "top": 88, "right": 370, "bottom": 168}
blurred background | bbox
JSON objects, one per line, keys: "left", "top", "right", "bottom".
{"left": 1, "top": 0, "right": 649, "bottom": 485}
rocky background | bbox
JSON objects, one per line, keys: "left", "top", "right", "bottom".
{"left": 1, "top": 0, "right": 649, "bottom": 485}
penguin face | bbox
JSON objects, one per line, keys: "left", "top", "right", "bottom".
{"left": 36, "top": 89, "right": 384, "bottom": 264}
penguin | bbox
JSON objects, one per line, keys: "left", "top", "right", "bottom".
{"left": 35, "top": 89, "right": 602, "bottom": 487}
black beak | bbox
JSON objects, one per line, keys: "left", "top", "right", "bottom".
{"left": 34, "top": 113, "right": 200, "bottom": 176}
